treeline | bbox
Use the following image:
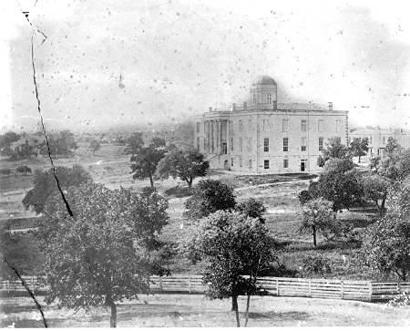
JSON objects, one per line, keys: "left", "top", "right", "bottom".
{"left": 0, "top": 130, "right": 78, "bottom": 160}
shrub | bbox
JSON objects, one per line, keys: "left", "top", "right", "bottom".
{"left": 0, "top": 168, "right": 12, "bottom": 176}
{"left": 16, "top": 165, "right": 32, "bottom": 174}
{"left": 301, "top": 254, "right": 332, "bottom": 278}
{"left": 387, "top": 292, "right": 410, "bottom": 307}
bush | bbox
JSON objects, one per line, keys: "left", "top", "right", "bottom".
{"left": 0, "top": 168, "right": 12, "bottom": 176}
{"left": 387, "top": 292, "right": 410, "bottom": 307}
{"left": 301, "top": 254, "right": 332, "bottom": 278}
{"left": 164, "top": 185, "right": 193, "bottom": 198}
{"left": 16, "top": 165, "right": 32, "bottom": 174}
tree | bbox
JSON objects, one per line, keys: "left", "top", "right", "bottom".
{"left": 235, "top": 198, "right": 266, "bottom": 223}
{"left": 89, "top": 139, "right": 101, "bottom": 154}
{"left": 38, "top": 183, "right": 169, "bottom": 327}
{"left": 301, "top": 254, "right": 332, "bottom": 278}
{"left": 385, "top": 136, "right": 402, "bottom": 156}
{"left": 22, "top": 165, "right": 92, "bottom": 214}
{"left": 317, "top": 158, "right": 363, "bottom": 211}
{"left": 39, "top": 130, "right": 78, "bottom": 156}
{"left": 187, "top": 210, "right": 276, "bottom": 327}
{"left": 184, "top": 179, "right": 236, "bottom": 220}
{"left": 300, "top": 198, "right": 338, "bottom": 246}
{"left": 0, "top": 131, "right": 20, "bottom": 156}
{"left": 349, "top": 137, "right": 369, "bottom": 163}
{"left": 157, "top": 149, "right": 209, "bottom": 187}
{"left": 130, "top": 146, "right": 165, "bottom": 188}
{"left": 361, "top": 174, "right": 390, "bottom": 216}
{"left": 317, "top": 136, "right": 350, "bottom": 167}
{"left": 124, "top": 132, "right": 144, "bottom": 155}
{"left": 360, "top": 184, "right": 410, "bottom": 281}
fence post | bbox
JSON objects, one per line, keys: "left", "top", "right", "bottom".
{"left": 397, "top": 281, "right": 401, "bottom": 293}
{"left": 188, "top": 277, "right": 192, "bottom": 294}
{"left": 159, "top": 276, "right": 163, "bottom": 292}
{"left": 276, "top": 279, "right": 280, "bottom": 296}
{"left": 308, "top": 279, "right": 311, "bottom": 297}
{"left": 368, "top": 281, "right": 373, "bottom": 302}
{"left": 340, "top": 280, "right": 344, "bottom": 299}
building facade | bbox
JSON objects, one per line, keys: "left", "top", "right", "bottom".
{"left": 349, "top": 127, "right": 410, "bottom": 159}
{"left": 194, "top": 76, "right": 348, "bottom": 174}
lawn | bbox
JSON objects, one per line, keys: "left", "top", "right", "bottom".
{"left": 1, "top": 294, "right": 408, "bottom": 327}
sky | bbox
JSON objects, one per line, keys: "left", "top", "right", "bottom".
{"left": 1, "top": 0, "right": 410, "bottom": 132}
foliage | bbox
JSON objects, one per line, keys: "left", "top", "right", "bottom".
{"left": 16, "top": 165, "right": 32, "bottom": 174}
{"left": 360, "top": 184, "right": 410, "bottom": 281}
{"left": 150, "top": 137, "right": 166, "bottom": 149}
{"left": 385, "top": 136, "right": 402, "bottom": 156}
{"left": 130, "top": 144, "right": 165, "bottom": 188}
{"left": 361, "top": 174, "right": 390, "bottom": 215}
{"left": 301, "top": 254, "right": 332, "bottom": 278}
{"left": 124, "top": 132, "right": 144, "bottom": 155}
{"left": 317, "top": 136, "right": 351, "bottom": 167}
{"left": 184, "top": 179, "right": 236, "bottom": 220}
{"left": 40, "top": 130, "right": 78, "bottom": 156}
{"left": 0, "top": 131, "right": 20, "bottom": 156}
{"left": 157, "top": 149, "right": 209, "bottom": 187}
{"left": 187, "top": 210, "right": 277, "bottom": 326}
{"left": 387, "top": 292, "right": 410, "bottom": 307}
{"left": 22, "top": 165, "right": 93, "bottom": 214}
{"left": 317, "top": 158, "right": 363, "bottom": 211}
{"left": 298, "top": 190, "right": 311, "bottom": 205}
{"left": 38, "top": 183, "right": 169, "bottom": 327}
{"left": 300, "top": 198, "right": 339, "bottom": 246}
{"left": 235, "top": 198, "right": 266, "bottom": 223}
{"left": 349, "top": 137, "right": 369, "bottom": 162}
{"left": 88, "top": 139, "right": 101, "bottom": 154}
{"left": 0, "top": 168, "right": 12, "bottom": 176}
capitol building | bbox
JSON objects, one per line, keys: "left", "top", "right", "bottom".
{"left": 194, "top": 75, "right": 348, "bottom": 174}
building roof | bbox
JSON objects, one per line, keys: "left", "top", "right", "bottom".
{"left": 253, "top": 75, "right": 277, "bottom": 86}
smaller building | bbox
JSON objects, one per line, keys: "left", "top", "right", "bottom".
{"left": 349, "top": 127, "right": 410, "bottom": 159}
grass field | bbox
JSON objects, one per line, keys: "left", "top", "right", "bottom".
{"left": 1, "top": 294, "right": 408, "bottom": 327}
{"left": 1, "top": 143, "right": 381, "bottom": 280}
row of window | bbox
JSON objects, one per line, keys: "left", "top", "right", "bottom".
{"left": 263, "top": 137, "right": 324, "bottom": 152}
{"left": 230, "top": 158, "right": 306, "bottom": 171}
{"left": 198, "top": 118, "right": 344, "bottom": 134}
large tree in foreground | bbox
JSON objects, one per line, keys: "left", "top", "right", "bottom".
{"left": 157, "top": 149, "right": 209, "bottom": 187}
{"left": 361, "top": 184, "right": 410, "bottom": 281}
{"left": 22, "top": 165, "right": 92, "bottom": 214}
{"left": 187, "top": 211, "right": 276, "bottom": 327}
{"left": 39, "top": 184, "right": 169, "bottom": 327}
{"left": 184, "top": 179, "right": 236, "bottom": 220}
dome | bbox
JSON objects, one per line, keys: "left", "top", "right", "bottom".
{"left": 254, "top": 75, "right": 277, "bottom": 86}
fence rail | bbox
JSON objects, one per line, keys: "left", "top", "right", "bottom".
{"left": 1, "top": 275, "right": 409, "bottom": 302}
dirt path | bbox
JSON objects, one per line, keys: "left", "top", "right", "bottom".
{"left": 1, "top": 294, "right": 408, "bottom": 327}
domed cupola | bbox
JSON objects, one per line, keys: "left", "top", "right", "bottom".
{"left": 250, "top": 75, "right": 278, "bottom": 109}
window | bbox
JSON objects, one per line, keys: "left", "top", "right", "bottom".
{"left": 264, "top": 160, "right": 270, "bottom": 169}
{"left": 336, "top": 119, "right": 342, "bottom": 132}
{"left": 239, "top": 120, "right": 243, "bottom": 131}
{"left": 230, "top": 137, "right": 234, "bottom": 151}
{"left": 239, "top": 156, "right": 243, "bottom": 168}
{"left": 282, "top": 119, "right": 289, "bottom": 132}
{"left": 248, "top": 159, "right": 252, "bottom": 169}
{"left": 197, "top": 137, "right": 200, "bottom": 149}
{"left": 239, "top": 137, "right": 243, "bottom": 152}
{"left": 267, "top": 93, "right": 272, "bottom": 104}
{"left": 318, "top": 120, "right": 324, "bottom": 132}
{"left": 262, "top": 119, "right": 269, "bottom": 131}
{"left": 231, "top": 158, "right": 234, "bottom": 167}
{"left": 319, "top": 137, "right": 324, "bottom": 151}
{"left": 247, "top": 137, "right": 252, "bottom": 152}
{"left": 196, "top": 122, "right": 200, "bottom": 133}
{"left": 301, "top": 120, "right": 307, "bottom": 132}
{"left": 283, "top": 159, "right": 289, "bottom": 168}
{"left": 264, "top": 138, "right": 269, "bottom": 152}
{"left": 301, "top": 137, "right": 307, "bottom": 151}
{"left": 283, "top": 137, "right": 289, "bottom": 152}
{"left": 252, "top": 94, "right": 256, "bottom": 104}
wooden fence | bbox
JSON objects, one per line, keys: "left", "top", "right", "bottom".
{"left": 1, "top": 275, "right": 409, "bottom": 302}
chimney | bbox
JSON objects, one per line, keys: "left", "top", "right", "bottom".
{"left": 243, "top": 102, "right": 247, "bottom": 111}
{"left": 328, "top": 102, "right": 333, "bottom": 111}
{"left": 232, "top": 103, "right": 236, "bottom": 111}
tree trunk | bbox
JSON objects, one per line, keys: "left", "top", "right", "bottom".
{"left": 358, "top": 155, "right": 361, "bottom": 163}
{"left": 244, "top": 294, "right": 251, "bottom": 327}
{"left": 149, "top": 174, "right": 154, "bottom": 188}
{"left": 109, "top": 301, "right": 117, "bottom": 328}
{"left": 312, "top": 226, "right": 317, "bottom": 247}
{"left": 232, "top": 295, "right": 240, "bottom": 327}
{"left": 380, "top": 197, "right": 386, "bottom": 217}
{"left": 187, "top": 177, "right": 193, "bottom": 188}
